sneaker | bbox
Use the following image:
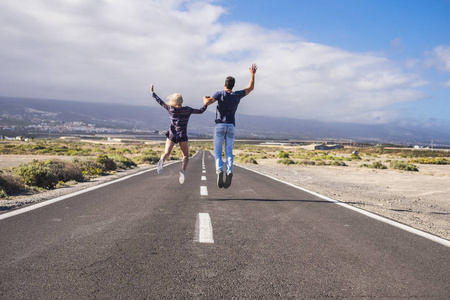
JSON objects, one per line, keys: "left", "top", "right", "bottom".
{"left": 157, "top": 159, "right": 164, "bottom": 174}
{"left": 179, "top": 170, "right": 185, "bottom": 184}
{"left": 224, "top": 172, "right": 233, "bottom": 189}
{"left": 216, "top": 171, "right": 224, "bottom": 188}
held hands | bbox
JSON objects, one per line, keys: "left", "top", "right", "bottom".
{"left": 203, "top": 96, "right": 215, "bottom": 106}
{"left": 249, "top": 63, "right": 258, "bottom": 75}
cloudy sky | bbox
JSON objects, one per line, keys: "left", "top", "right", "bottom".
{"left": 1, "top": 0, "right": 449, "bottom": 126}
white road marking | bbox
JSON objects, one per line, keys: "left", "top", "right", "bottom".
{"left": 200, "top": 186, "right": 208, "bottom": 196}
{"left": 201, "top": 176, "right": 206, "bottom": 181}
{"left": 195, "top": 213, "right": 214, "bottom": 243}
{"left": 238, "top": 164, "right": 450, "bottom": 249}
{"left": 202, "top": 170, "right": 206, "bottom": 173}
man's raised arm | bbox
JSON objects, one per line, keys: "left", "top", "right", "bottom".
{"left": 244, "top": 63, "right": 258, "bottom": 96}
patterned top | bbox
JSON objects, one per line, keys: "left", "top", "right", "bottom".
{"left": 153, "top": 92, "right": 207, "bottom": 142}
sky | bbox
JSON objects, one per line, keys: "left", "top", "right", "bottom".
{"left": 1, "top": 0, "right": 449, "bottom": 127}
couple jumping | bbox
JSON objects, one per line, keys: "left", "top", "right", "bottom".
{"left": 151, "top": 63, "right": 258, "bottom": 187}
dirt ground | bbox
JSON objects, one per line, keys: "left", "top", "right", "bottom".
{"left": 0, "top": 155, "right": 85, "bottom": 169}
{"left": 241, "top": 158, "right": 450, "bottom": 241}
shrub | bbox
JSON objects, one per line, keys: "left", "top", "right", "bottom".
{"left": 330, "top": 161, "right": 347, "bottom": 167}
{"left": 360, "top": 162, "right": 387, "bottom": 169}
{"left": 45, "top": 160, "right": 84, "bottom": 182}
{"left": 351, "top": 153, "right": 362, "bottom": 160}
{"left": 96, "top": 155, "right": 117, "bottom": 172}
{"left": 111, "top": 155, "right": 137, "bottom": 169}
{"left": 276, "top": 151, "right": 290, "bottom": 159}
{"left": 133, "top": 155, "right": 159, "bottom": 164}
{"left": 299, "top": 160, "right": 315, "bottom": 166}
{"left": 80, "top": 160, "right": 104, "bottom": 177}
{"left": 277, "top": 158, "right": 295, "bottom": 165}
{"left": 15, "top": 161, "right": 59, "bottom": 189}
{"left": 389, "top": 160, "right": 418, "bottom": 172}
{"left": 236, "top": 154, "right": 258, "bottom": 164}
{"left": 410, "top": 157, "right": 450, "bottom": 165}
{"left": 0, "top": 171, "right": 25, "bottom": 196}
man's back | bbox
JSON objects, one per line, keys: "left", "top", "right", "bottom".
{"left": 213, "top": 90, "right": 246, "bottom": 125}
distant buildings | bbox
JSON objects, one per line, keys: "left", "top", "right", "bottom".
{"left": 301, "top": 143, "right": 344, "bottom": 151}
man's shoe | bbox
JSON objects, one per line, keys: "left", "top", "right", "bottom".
{"left": 217, "top": 171, "right": 224, "bottom": 188}
{"left": 224, "top": 172, "right": 233, "bottom": 189}
{"left": 179, "top": 170, "right": 185, "bottom": 184}
{"left": 157, "top": 159, "right": 164, "bottom": 174}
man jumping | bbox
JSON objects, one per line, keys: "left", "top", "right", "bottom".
{"left": 204, "top": 63, "right": 258, "bottom": 188}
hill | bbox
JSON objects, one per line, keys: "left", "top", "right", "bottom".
{"left": 1, "top": 97, "right": 449, "bottom": 146}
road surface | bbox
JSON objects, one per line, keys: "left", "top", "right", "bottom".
{"left": 1, "top": 151, "right": 449, "bottom": 299}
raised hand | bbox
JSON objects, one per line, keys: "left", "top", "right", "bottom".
{"left": 249, "top": 63, "right": 258, "bottom": 75}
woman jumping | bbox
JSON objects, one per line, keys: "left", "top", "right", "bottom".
{"left": 151, "top": 84, "right": 209, "bottom": 184}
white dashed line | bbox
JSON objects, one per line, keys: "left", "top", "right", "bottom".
{"left": 201, "top": 176, "right": 206, "bottom": 181}
{"left": 195, "top": 213, "right": 214, "bottom": 243}
{"left": 200, "top": 186, "right": 208, "bottom": 196}
{"left": 202, "top": 170, "right": 206, "bottom": 173}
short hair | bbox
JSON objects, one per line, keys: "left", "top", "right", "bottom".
{"left": 166, "top": 93, "right": 183, "bottom": 107}
{"left": 225, "top": 76, "right": 235, "bottom": 90}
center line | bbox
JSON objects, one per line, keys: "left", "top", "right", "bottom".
{"left": 201, "top": 176, "right": 206, "bottom": 181}
{"left": 200, "top": 186, "right": 208, "bottom": 196}
{"left": 196, "top": 213, "right": 214, "bottom": 243}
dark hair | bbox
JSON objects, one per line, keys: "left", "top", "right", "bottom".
{"left": 225, "top": 76, "right": 235, "bottom": 90}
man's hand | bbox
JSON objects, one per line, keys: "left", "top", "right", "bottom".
{"left": 203, "top": 96, "right": 215, "bottom": 106}
{"left": 249, "top": 63, "right": 258, "bottom": 75}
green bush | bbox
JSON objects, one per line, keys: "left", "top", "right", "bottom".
{"left": 133, "top": 155, "right": 159, "bottom": 165}
{"left": 15, "top": 160, "right": 59, "bottom": 189}
{"left": 360, "top": 162, "right": 387, "bottom": 169}
{"left": 276, "top": 151, "right": 290, "bottom": 159}
{"left": 277, "top": 158, "right": 295, "bottom": 165}
{"left": 111, "top": 155, "right": 137, "bottom": 169}
{"left": 96, "top": 155, "right": 117, "bottom": 172}
{"left": 389, "top": 160, "right": 418, "bottom": 172}
{"left": 351, "top": 153, "right": 362, "bottom": 160}
{"left": 236, "top": 154, "right": 258, "bottom": 164}
{"left": 410, "top": 157, "right": 450, "bottom": 165}
{"left": 80, "top": 160, "right": 104, "bottom": 177}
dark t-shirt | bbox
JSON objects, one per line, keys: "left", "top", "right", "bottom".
{"left": 212, "top": 90, "right": 246, "bottom": 125}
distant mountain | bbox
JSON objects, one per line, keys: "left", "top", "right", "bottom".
{"left": 1, "top": 97, "right": 449, "bottom": 146}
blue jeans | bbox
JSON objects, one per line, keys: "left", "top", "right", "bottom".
{"left": 214, "top": 123, "right": 235, "bottom": 174}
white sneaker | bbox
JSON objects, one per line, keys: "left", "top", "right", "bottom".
{"left": 179, "top": 170, "right": 185, "bottom": 184}
{"left": 157, "top": 159, "right": 164, "bottom": 174}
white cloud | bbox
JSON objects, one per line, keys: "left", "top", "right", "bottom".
{"left": 426, "top": 45, "right": 450, "bottom": 72}
{"left": 0, "top": 0, "right": 428, "bottom": 124}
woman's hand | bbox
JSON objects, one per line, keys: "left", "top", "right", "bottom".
{"left": 151, "top": 84, "right": 154, "bottom": 93}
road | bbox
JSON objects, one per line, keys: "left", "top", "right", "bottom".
{"left": 1, "top": 151, "right": 449, "bottom": 299}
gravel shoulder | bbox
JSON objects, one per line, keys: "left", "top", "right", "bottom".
{"left": 241, "top": 159, "right": 450, "bottom": 241}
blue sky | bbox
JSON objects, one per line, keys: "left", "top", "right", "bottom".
{"left": 1, "top": 0, "right": 449, "bottom": 127}
{"left": 220, "top": 0, "right": 450, "bottom": 121}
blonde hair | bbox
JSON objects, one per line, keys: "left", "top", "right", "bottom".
{"left": 166, "top": 93, "right": 183, "bottom": 107}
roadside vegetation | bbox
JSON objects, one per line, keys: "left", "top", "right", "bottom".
{"left": 0, "top": 139, "right": 209, "bottom": 198}
{"left": 1, "top": 139, "right": 449, "bottom": 199}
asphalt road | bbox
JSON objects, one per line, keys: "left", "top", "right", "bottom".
{"left": 1, "top": 151, "right": 449, "bottom": 299}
